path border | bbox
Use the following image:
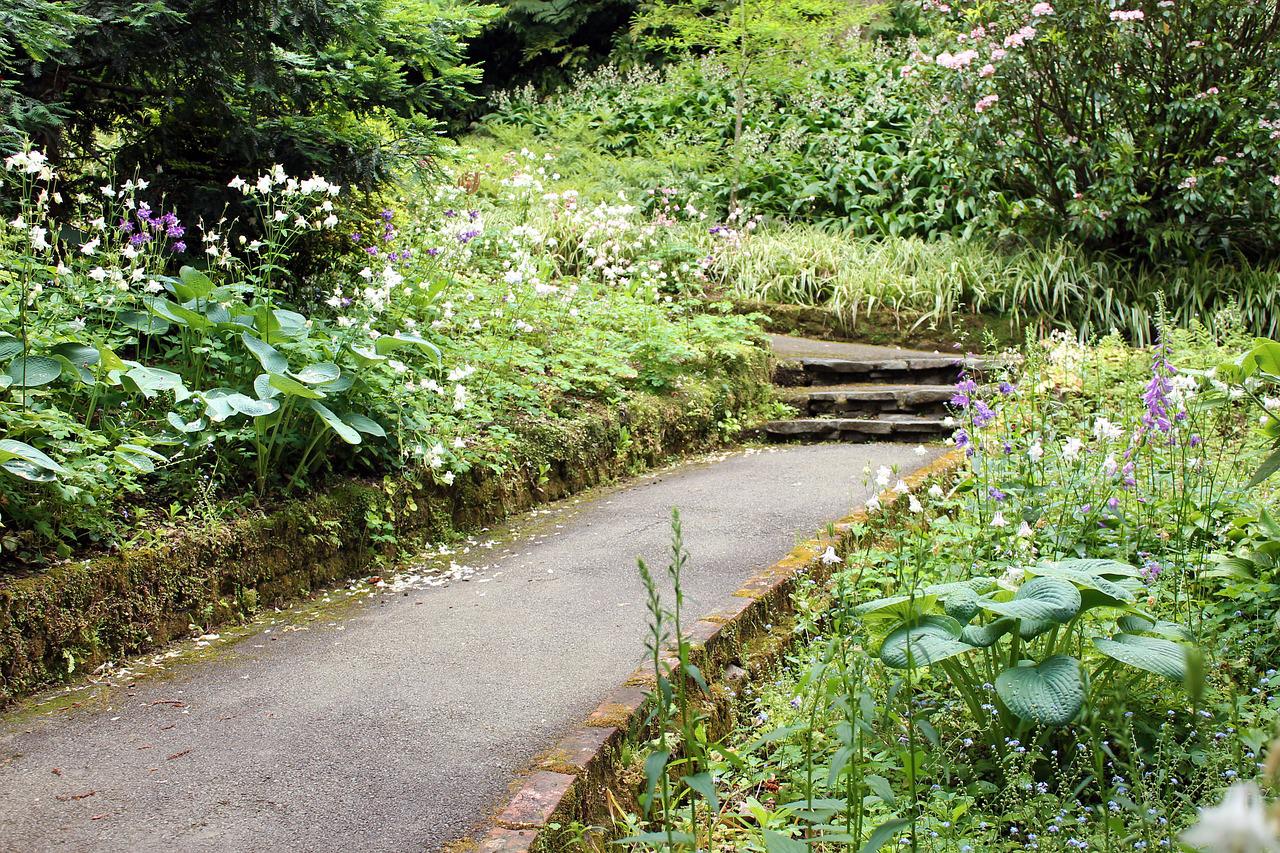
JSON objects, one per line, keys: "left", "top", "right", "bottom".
{"left": 469, "top": 448, "right": 964, "bottom": 853}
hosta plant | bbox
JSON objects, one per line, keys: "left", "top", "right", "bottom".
{"left": 856, "top": 557, "right": 1194, "bottom": 737}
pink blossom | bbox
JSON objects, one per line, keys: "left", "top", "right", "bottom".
{"left": 936, "top": 49, "right": 979, "bottom": 69}
{"left": 1187, "top": 39, "right": 1203, "bottom": 47}
{"left": 1178, "top": 175, "right": 1198, "bottom": 190}
{"left": 975, "top": 94, "right": 999, "bottom": 113}
{"left": 1214, "top": 155, "right": 1228, "bottom": 164}
{"left": 1031, "top": 2, "right": 1055, "bottom": 15}
{"left": 991, "top": 48, "right": 1008, "bottom": 60}
{"left": 979, "top": 63, "right": 996, "bottom": 77}
{"left": 1110, "top": 9, "right": 1144, "bottom": 21}
{"left": 970, "top": 25, "right": 987, "bottom": 38}
{"left": 1271, "top": 175, "right": 1280, "bottom": 186}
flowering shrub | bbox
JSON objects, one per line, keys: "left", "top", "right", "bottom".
{"left": 913, "top": 0, "right": 1280, "bottom": 259}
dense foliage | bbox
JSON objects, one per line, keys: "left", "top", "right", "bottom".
{"left": 1, "top": 0, "right": 496, "bottom": 213}
{"left": 611, "top": 325, "right": 1280, "bottom": 851}
{"left": 0, "top": 147, "right": 766, "bottom": 561}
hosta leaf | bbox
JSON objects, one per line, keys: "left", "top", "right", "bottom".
{"left": 123, "top": 366, "right": 189, "bottom": 401}
{"left": 983, "top": 576, "right": 1081, "bottom": 624}
{"left": 118, "top": 310, "right": 170, "bottom": 335}
{"left": 1029, "top": 562, "right": 1135, "bottom": 603}
{"left": 961, "top": 617, "right": 1017, "bottom": 648}
{"left": 115, "top": 443, "right": 167, "bottom": 473}
{"left": 1044, "top": 558, "right": 1142, "bottom": 578}
{"left": 226, "top": 394, "right": 280, "bottom": 418}
{"left": 0, "top": 439, "right": 65, "bottom": 474}
{"left": 880, "top": 616, "right": 973, "bottom": 669}
{"left": 241, "top": 333, "right": 289, "bottom": 374}
{"left": 292, "top": 362, "right": 340, "bottom": 385}
{"left": 861, "top": 818, "right": 911, "bottom": 853}
{"left": 1116, "top": 615, "right": 1190, "bottom": 640}
{"left": 316, "top": 373, "right": 354, "bottom": 393}
{"left": 145, "top": 296, "right": 210, "bottom": 330}
{"left": 176, "top": 265, "right": 215, "bottom": 300}
{"left": 0, "top": 336, "right": 23, "bottom": 361}
{"left": 373, "top": 332, "right": 442, "bottom": 361}
{"left": 308, "top": 400, "right": 361, "bottom": 444}
{"left": 349, "top": 344, "right": 386, "bottom": 363}
{"left": 7, "top": 356, "right": 62, "bottom": 387}
{"left": 763, "top": 830, "right": 807, "bottom": 853}
{"left": 855, "top": 594, "right": 937, "bottom": 622}
{"left": 50, "top": 342, "right": 99, "bottom": 368}
{"left": 995, "top": 655, "right": 1084, "bottom": 727}
{"left": 942, "top": 586, "right": 981, "bottom": 623}
{"left": 200, "top": 390, "right": 236, "bottom": 422}
{"left": 254, "top": 374, "right": 280, "bottom": 400}
{"left": 1093, "top": 634, "right": 1187, "bottom": 680}
{"left": 166, "top": 412, "right": 206, "bottom": 433}
{"left": 340, "top": 412, "right": 385, "bottom": 438}
{"left": 1, "top": 460, "right": 57, "bottom": 481}
{"left": 269, "top": 373, "right": 325, "bottom": 399}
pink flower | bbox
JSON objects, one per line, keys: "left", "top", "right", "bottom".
{"left": 936, "top": 49, "right": 979, "bottom": 69}
{"left": 1110, "top": 9, "right": 1144, "bottom": 21}
{"left": 991, "top": 48, "right": 1008, "bottom": 60}
{"left": 979, "top": 63, "right": 996, "bottom": 77}
{"left": 1178, "top": 175, "right": 1198, "bottom": 190}
{"left": 1214, "top": 155, "right": 1228, "bottom": 164}
{"left": 970, "top": 25, "right": 987, "bottom": 38}
{"left": 1187, "top": 39, "right": 1203, "bottom": 47}
{"left": 975, "top": 94, "right": 999, "bottom": 113}
{"left": 1031, "top": 2, "right": 1055, "bottom": 15}
{"left": 1271, "top": 175, "right": 1280, "bottom": 186}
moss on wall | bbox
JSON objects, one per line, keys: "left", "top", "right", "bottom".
{"left": 0, "top": 356, "right": 771, "bottom": 706}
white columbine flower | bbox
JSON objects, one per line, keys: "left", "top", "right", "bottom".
{"left": 819, "top": 546, "right": 841, "bottom": 565}
{"left": 874, "top": 466, "right": 892, "bottom": 488}
{"left": 998, "top": 565, "right": 1025, "bottom": 589}
{"left": 1017, "top": 521, "right": 1034, "bottom": 538}
{"left": 865, "top": 495, "right": 882, "bottom": 513}
{"left": 908, "top": 495, "right": 924, "bottom": 514}
{"left": 1092, "top": 417, "right": 1123, "bottom": 442}
{"left": 1181, "top": 782, "right": 1279, "bottom": 853}
{"left": 928, "top": 483, "right": 945, "bottom": 499}
{"left": 88, "top": 266, "right": 107, "bottom": 282}
{"left": 893, "top": 479, "right": 910, "bottom": 495}
{"left": 1062, "top": 437, "right": 1084, "bottom": 460}
{"left": 1028, "top": 441, "right": 1044, "bottom": 461}
{"left": 990, "top": 511, "right": 1009, "bottom": 528}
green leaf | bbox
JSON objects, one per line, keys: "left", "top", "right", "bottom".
{"left": 942, "top": 586, "right": 981, "bottom": 623}
{"left": 98, "top": 345, "right": 128, "bottom": 373}
{"left": 863, "top": 774, "right": 895, "bottom": 805}
{"left": 983, "top": 576, "right": 1081, "bottom": 624}
{"left": 960, "top": 617, "right": 1017, "bottom": 648}
{"left": 145, "top": 296, "right": 210, "bottom": 330}
{"left": 167, "top": 412, "right": 206, "bottom": 433}
{"left": 293, "top": 363, "right": 340, "bottom": 385}
{"left": 641, "top": 749, "right": 669, "bottom": 816}
{"left": 1093, "top": 634, "right": 1188, "bottom": 680}
{"left": 115, "top": 443, "right": 167, "bottom": 473}
{"left": 349, "top": 344, "right": 386, "bottom": 363}
{"left": 373, "top": 332, "right": 442, "bottom": 361}
{"left": 308, "top": 400, "right": 361, "bottom": 444}
{"left": 0, "top": 439, "right": 65, "bottom": 474}
{"left": 226, "top": 394, "right": 281, "bottom": 418}
{"left": 123, "top": 366, "right": 189, "bottom": 401}
{"left": 177, "top": 265, "right": 215, "bottom": 299}
{"left": 340, "top": 413, "right": 385, "bottom": 438}
{"left": 860, "top": 818, "right": 910, "bottom": 853}
{"left": 1028, "top": 562, "right": 1135, "bottom": 603}
{"left": 880, "top": 616, "right": 973, "bottom": 669}
{"left": 995, "top": 655, "right": 1085, "bottom": 727}
{"left": 49, "top": 342, "right": 99, "bottom": 368}
{"left": 7, "top": 356, "right": 62, "bottom": 387}
{"left": 241, "top": 333, "right": 289, "bottom": 374}
{"left": 1, "top": 460, "right": 57, "bottom": 481}
{"left": 269, "top": 373, "right": 325, "bottom": 399}
{"left": 1044, "top": 558, "right": 1142, "bottom": 578}
{"left": 764, "top": 830, "right": 808, "bottom": 853}
{"left": 681, "top": 771, "right": 719, "bottom": 813}
{"left": 1248, "top": 445, "right": 1280, "bottom": 488}
{"left": 118, "top": 310, "right": 170, "bottom": 335}
{"left": 0, "top": 336, "right": 23, "bottom": 361}
{"left": 612, "top": 831, "right": 696, "bottom": 846}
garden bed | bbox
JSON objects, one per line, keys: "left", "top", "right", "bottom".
{"left": 0, "top": 362, "right": 771, "bottom": 706}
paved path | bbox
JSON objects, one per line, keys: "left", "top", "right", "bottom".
{"left": 0, "top": 443, "right": 939, "bottom": 853}
{"left": 769, "top": 333, "right": 954, "bottom": 361}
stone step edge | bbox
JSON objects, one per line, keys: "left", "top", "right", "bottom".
{"left": 762, "top": 416, "right": 951, "bottom": 436}
{"left": 466, "top": 450, "right": 965, "bottom": 853}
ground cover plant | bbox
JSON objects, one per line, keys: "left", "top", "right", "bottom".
{"left": 0, "top": 145, "right": 769, "bottom": 562}
{"left": 611, "top": 320, "right": 1280, "bottom": 850}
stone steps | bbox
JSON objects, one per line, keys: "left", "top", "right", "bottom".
{"left": 759, "top": 414, "right": 951, "bottom": 443}
{"left": 779, "top": 383, "right": 955, "bottom": 417}
{"left": 760, "top": 334, "right": 974, "bottom": 445}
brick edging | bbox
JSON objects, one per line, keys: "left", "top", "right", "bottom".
{"left": 472, "top": 449, "right": 964, "bottom": 852}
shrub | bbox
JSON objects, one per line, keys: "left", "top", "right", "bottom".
{"left": 912, "top": 0, "right": 1280, "bottom": 260}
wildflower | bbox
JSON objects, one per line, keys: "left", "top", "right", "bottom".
{"left": 991, "top": 511, "right": 1009, "bottom": 528}
{"left": 928, "top": 483, "right": 945, "bottom": 499}
{"left": 1062, "top": 437, "right": 1084, "bottom": 460}
{"left": 908, "top": 495, "right": 924, "bottom": 514}
{"left": 973, "top": 400, "right": 996, "bottom": 427}
{"left": 1093, "top": 417, "right": 1123, "bottom": 442}
{"left": 1031, "top": 2, "right": 1054, "bottom": 13}
{"left": 1028, "top": 440, "right": 1044, "bottom": 461}
{"left": 820, "top": 546, "right": 841, "bottom": 565}
{"left": 975, "top": 94, "right": 1000, "bottom": 113}
{"left": 875, "top": 466, "right": 892, "bottom": 488}
{"left": 441, "top": 471, "right": 456, "bottom": 486}
{"left": 865, "top": 495, "right": 882, "bottom": 513}
{"left": 1017, "top": 521, "right": 1034, "bottom": 538}
{"left": 1180, "top": 782, "right": 1279, "bottom": 852}
{"left": 893, "top": 479, "right": 910, "bottom": 495}
{"left": 1142, "top": 344, "right": 1174, "bottom": 433}
{"left": 999, "top": 565, "right": 1024, "bottom": 588}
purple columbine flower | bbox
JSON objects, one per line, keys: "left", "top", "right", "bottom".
{"left": 444, "top": 209, "right": 457, "bottom": 218}
{"left": 350, "top": 232, "right": 362, "bottom": 243}
{"left": 988, "top": 486, "right": 1006, "bottom": 501}
{"left": 468, "top": 210, "right": 480, "bottom": 221}
{"left": 954, "top": 428, "right": 971, "bottom": 449}
{"left": 998, "top": 381, "right": 1015, "bottom": 395}
{"left": 1189, "top": 434, "right": 1203, "bottom": 447}
{"left": 973, "top": 400, "right": 996, "bottom": 428}
{"left": 426, "top": 247, "right": 441, "bottom": 257}
{"left": 118, "top": 217, "right": 135, "bottom": 234}
{"left": 365, "top": 245, "right": 379, "bottom": 255}
{"left": 381, "top": 210, "right": 394, "bottom": 221}
{"left": 172, "top": 241, "right": 186, "bottom": 253}
{"left": 1107, "top": 496, "right": 1120, "bottom": 509}
{"left": 457, "top": 229, "right": 480, "bottom": 244}
{"left": 129, "top": 231, "right": 151, "bottom": 246}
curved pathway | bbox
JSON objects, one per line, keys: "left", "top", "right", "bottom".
{"left": 0, "top": 443, "right": 939, "bottom": 852}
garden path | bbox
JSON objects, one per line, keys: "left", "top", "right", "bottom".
{"left": 0, "top": 440, "right": 941, "bottom": 852}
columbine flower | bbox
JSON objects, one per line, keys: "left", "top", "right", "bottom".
{"left": 866, "top": 495, "right": 882, "bottom": 513}
{"left": 1017, "top": 521, "right": 1034, "bottom": 538}
{"left": 1181, "top": 782, "right": 1279, "bottom": 852}
{"left": 928, "top": 483, "right": 945, "bottom": 499}
{"left": 908, "top": 495, "right": 924, "bottom": 514}
{"left": 875, "top": 466, "right": 892, "bottom": 488}
{"left": 999, "top": 566, "right": 1024, "bottom": 588}
{"left": 991, "top": 511, "right": 1010, "bottom": 528}
{"left": 820, "top": 546, "right": 841, "bottom": 565}
{"left": 893, "top": 479, "right": 910, "bottom": 495}
{"left": 1062, "top": 437, "right": 1084, "bottom": 460}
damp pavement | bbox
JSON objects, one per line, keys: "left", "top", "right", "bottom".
{"left": 0, "top": 442, "right": 941, "bottom": 852}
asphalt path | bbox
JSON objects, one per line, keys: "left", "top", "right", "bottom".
{"left": 0, "top": 442, "right": 938, "bottom": 852}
